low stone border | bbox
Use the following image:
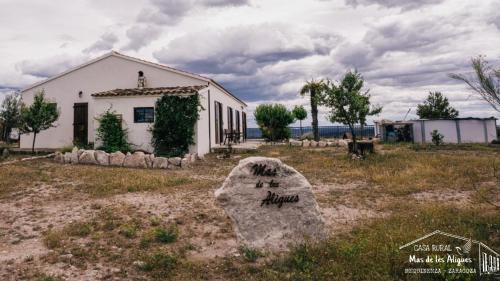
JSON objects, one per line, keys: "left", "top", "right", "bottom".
{"left": 288, "top": 139, "right": 349, "bottom": 148}
{"left": 54, "top": 148, "right": 198, "bottom": 169}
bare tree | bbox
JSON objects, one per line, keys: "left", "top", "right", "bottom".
{"left": 450, "top": 55, "right": 500, "bottom": 113}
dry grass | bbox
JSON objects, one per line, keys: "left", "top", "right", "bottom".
{"left": 0, "top": 143, "right": 499, "bottom": 280}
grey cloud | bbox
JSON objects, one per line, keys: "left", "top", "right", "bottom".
{"left": 137, "top": 0, "right": 192, "bottom": 25}
{"left": 124, "top": 25, "right": 162, "bottom": 51}
{"left": 199, "top": 0, "right": 250, "bottom": 7}
{"left": 154, "top": 24, "right": 341, "bottom": 75}
{"left": 83, "top": 32, "right": 118, "bottom": 54}
{"left": 137, "top": 0, "right": 249, "bottom": 25}
{"left": 345, "top": 0, "right": 445, "bottom": 11}
{"left": 16, "top": 54, "right": 88, "bottom": 78}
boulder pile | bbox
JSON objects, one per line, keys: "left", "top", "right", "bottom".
{"left": 54, "top": 147, "right": 198, "bottom": 169}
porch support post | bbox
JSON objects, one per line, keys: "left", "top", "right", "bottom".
{"left": 455, "top": 120, "right": 461, "bottom": 144}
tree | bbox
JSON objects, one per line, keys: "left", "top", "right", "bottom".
{"left": 151, "top": 94, "right": 201, "bottom": 157}
{"left": 416, "top": 91, "right": 459, "bottom": 119}
{"left": 292, "top": 105, "right": 307, "bottom": 136}
{"left": 19, "top": 90, "right": 60, "bottom": 153}
{"left": 450, "top": 55, "right": 500, "bottom": 113}
{"left": 0, "top": 92, "right": 22, "bottom": 142}
{"left": 300, "top": 79, "right": 326, "bottom": 141}
{"left": 96, "top": 109, "right": 130, "bottom": 153}
{"left": 254, "top": 104, "right": 295, "bottom": 142}
{"left": 431, "top": 130, "right": 444, "bottom": 146}
{"left": 322, "top": 71, "right": 382, "bottom": 154}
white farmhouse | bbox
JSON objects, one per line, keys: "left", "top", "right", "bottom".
{"left": 20, "top": 51, "right": 247, "bottom": 156}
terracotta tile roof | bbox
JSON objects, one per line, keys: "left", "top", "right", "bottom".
{"left": 91, "top": 85, "right": 208, "bottom": 97}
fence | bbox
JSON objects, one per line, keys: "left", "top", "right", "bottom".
{"left": 246, "top": 125, "right": 375, "bottom": 139}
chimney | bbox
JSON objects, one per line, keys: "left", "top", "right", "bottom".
{"left": 137, "top": 71, "right": 146, "bottom": 89}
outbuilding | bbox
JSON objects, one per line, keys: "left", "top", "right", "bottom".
{"left": 19, "top": 51, "right": 247, "bottom": 156}
{"left": 375, "top": 117, "right": 498, "bottom": 144}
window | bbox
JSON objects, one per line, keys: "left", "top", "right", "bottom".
{"left": 134, "top": 107, "right": 154, "bottom": 123}
{"left": 227, "top": 107, "right": 234, "bottom": 132}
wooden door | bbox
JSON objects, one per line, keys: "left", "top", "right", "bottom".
{"left": 214, "top": 101, "right": 224, "bottom": 144}
{"left": 73, "top": 103, "right": 88, "bottom": 145}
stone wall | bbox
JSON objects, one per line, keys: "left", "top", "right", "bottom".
{"left": 54, "top": 147, "right": 198, "bottom": 169}
{"left": 288, "top": 139, "right": 349, "bottom": 148}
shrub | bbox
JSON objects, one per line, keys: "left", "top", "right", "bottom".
{"left": 254, "top": 104, "right": 295, "bottom": 142}
{"left": 119, "top": 224, "right": 138, "bottom": 238}
{"left": 96, "top": 109, "right": 130, "bottom": 153}
{"left": 240, "top": 246, "right": 263, "bottom": 262}
{"left": 151, "top": 94, "right": 202, "bottom": 157}
{"left": 139, "top": 251, "right": 177, "bottom": 276}
{"left": 431, "top": 130, "right": 444, "bottom": 146}
{"left": 154, "top": 225, "right": 178, "bottom": 243}
{"left": 43, "top": 230, "right": 63, "bottom": 249}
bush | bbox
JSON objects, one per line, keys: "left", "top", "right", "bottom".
{"left": 254, "top": 104, "right": 295, "bottom": 142}
{"left": 153, "top": 225, "right": 178, "bottom": 243}
{"left": 240, "top": 246, "right": 263, "bottom": 262}
{"left": 430, "top": 130, "right": 444, "bottom": 146}
{"left": 96, "top": 109, "right": 130, "bottom": 153}
{"left": 151, "top": 94, "right": 201, "bottom": 157}
{"left": 139, "top": 251, "right": 177, "bottom": 276}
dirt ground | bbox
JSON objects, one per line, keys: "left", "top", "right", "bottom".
{"left": 0, "top": 144, "right": 497, "bottom": 280}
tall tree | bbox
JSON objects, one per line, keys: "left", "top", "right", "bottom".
{"left": 19, "top": 90, "right": 60, "bottom": 153}
{"left": 292, "top": 105, "right": 307, "bottom": 136}
{"left": 416, "top": 91, "right": 459, "bottom": 119}
{"left": 300, "top": 79, "right": 325, "bottom": 141}
{"left": 450, "top": 55, "right": 500, "bottom": 113}
{"left": 323, "top": 71, "right": 382, "bottom": 154}
{"left": 0, "top": 92, "right": 22, "bottom": 142}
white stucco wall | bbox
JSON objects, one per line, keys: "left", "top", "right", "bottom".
{"left": 19, "top": 53, "right": 247, "bottom": 155}
{"left": 411, "top": 119, "right": 497, "bottom": 144}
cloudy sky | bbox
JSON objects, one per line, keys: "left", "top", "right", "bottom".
{"left": 1, "top": 0, "right": 499, "bottom": 126}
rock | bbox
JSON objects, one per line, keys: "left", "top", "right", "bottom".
{"left": 79, "top": 150, "right": 98, "bottom": 165}
{"left": 145, "top": 154, "right": 154, "bottom": 168}
{"left": 326, "top": 141, "right": 334, "bottom": 147}
{"left": 214, "top": 157, "right": 326, "bottom": 251}
{"left": 64, "top": 152, "right": 72, "bottom": 164}
{"left": 190, "top": 153, "right": 199, "bottom": 162}
{"left": 302, "top": 140, "right": 310, "bottom": 147}
{"left": 152, "top": 157, "right": 169, "bottom": 169}
{"left": 310, "top": 140, "right": 318, "bottom": 147}
{"left": 133, "top": 260, "right": 146, "bottom": 269}
{"left": 77, "top": 149, "right": 85, "bottom": 158}
{"left": 60, "top": 253, "right": 73, "bottom": 262}
{"left": 181, "top": 158, "right": 189, "bottom": 168}
{"left": 95, "top": 150, "right": 109, "bottom": 166}
{"left": 69, "top": 150, "right": 79, "bottom": 164}
{"left": 289, "top": 139, "right": 302, "bottom": 147}
{"left": 168, "top": 157, "right": 182, "bottom": 167}
{"left": 183, "top": 154, "right": 192, "bottom": 162}
{"left": 109, "top": 151, "right": 126, "bottom": 166}
{"left": 54, "top": 152, "right": 64, "bottom": 163}
{"left": 338, "top": 139, "right": 349, "bottom": 147}
{"left": 123, "top": 152, "right": 148, "bottom": 168}
{"left": 318, "top": 141, "right": 327, "bottom": 147}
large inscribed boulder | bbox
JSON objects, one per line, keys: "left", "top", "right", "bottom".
{"left": 215, "top": 157, "right": 326, "bottom": 251}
